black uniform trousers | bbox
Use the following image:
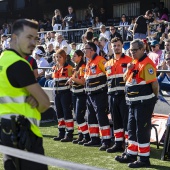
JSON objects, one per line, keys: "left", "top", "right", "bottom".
{"left": 127, "top": 98, "right": 156, "bottom": 162}
{"left": 108, "top": 94, "right": 129, "bottom": 145}
{"left": 1, "top": 118, "right": 47, "bottom": 170}
{"left": 54, "top": 90, "right": 73, "bottom": 137}
{"left": 87, "top": 91, "right": 110, "bottom": 144}
{"left": 72, "top": 93, "right": 87, "bottom": 125}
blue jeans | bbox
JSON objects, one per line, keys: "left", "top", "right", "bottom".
{"left": 134, "top": 33, "right": 147, "bottom": 40}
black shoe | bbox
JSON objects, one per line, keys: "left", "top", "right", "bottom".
{"left": 78, "top": 138, "right": 90, "bottom": 145}
{"left": 72, "top": 137, "right": 83, "bottom": 144}
{"left": 60, "top": 136, "right": 73, "bottom": 142}
{"left": 83, "top": 140, "right": 101, "bottom": 147}
{"left": 99, "top": 143, "right": 111, "bottom": 151}
{"left": 115, "top": 155, "right": 137, "bottom": 163}
{"left": 106, "top": 144, "right": 124, "bottom": 153}
{"left": 128, "top": 160, "right": 151, "bottom": 168}
{"left": 115, "top": 152, "right": 127, "bottom": 160}
{"left": 53, "top": 136, "right": 64, "bottom": 141}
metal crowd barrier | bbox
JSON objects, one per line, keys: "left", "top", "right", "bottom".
{"left": 0, "top": 145, "right": 106, "bottom": 170}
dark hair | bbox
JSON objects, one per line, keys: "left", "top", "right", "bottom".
{"left": 74, "top": 50, "right": 85, "bottom": 71}
{"left": 92, "top": 37, "right": 98, "bottom": 42}
{"left": 85, "top": 31, "right": 93, "bottom": 41}
{"left": 111, "top": 37, "right": 123, "bottom": 44}
{"left": 145, "top": 10, "right": 153, "bottom": 16}
{"left": 87, "top": 42, "right": 97, "bottom": 52}
{"left": 71, "top": 42, "right": 76, "bottom": 46}
{"left": 36, "top": 45, "right": 46, "bottom": 57}
{"left": 12, "top": 19, "right": 38, "bottom": 35}
{"left": 74, "top": 50, "right": 84, "bottom": 57}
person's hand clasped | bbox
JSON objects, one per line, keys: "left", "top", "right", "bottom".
{"left": 127, "top": 63, "right": 135, "bottom": 71}
{"left": 25, "top": 95, "right": 38, "bottom": 108}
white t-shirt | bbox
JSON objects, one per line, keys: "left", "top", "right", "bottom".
{"left": 54, "top": 40, "right": 71, "bottom": 54}
{"left": 37, "top": 57, "right": 49, "bottom": 74}
{"left": 99, "top": 31, "right": 110, "bottom": 41}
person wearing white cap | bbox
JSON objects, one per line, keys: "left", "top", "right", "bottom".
{"left": 34, "top": 46, "right": 49, "bottom": 84}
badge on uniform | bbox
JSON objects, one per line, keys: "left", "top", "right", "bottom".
{"left": 90, "top": 65, "right": 96, "bottom": 74}
{"left": 106, "top": 66, "right": 112, "bottom": 74}
{"left": 148, "top": 68, "right": 154, "bottom": 74}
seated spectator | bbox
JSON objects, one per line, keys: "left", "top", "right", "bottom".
{"left": 55, "top": 34, "right": 71, "bottom": 54}
{"left": 92, "top": 37, "right": 99, "bottom": 46}
{"left": 87, "top": 27, "right": 98, "bottom": 38}
{"left": 158, "top": 53, "right": 170, "bottom": 92}
{"left": 1, "top": 34, "right": 10, "bottom": 50}
{"left": 50, "top": 31, "right": 56, "bottom": 43}
{"left": 99, "top": 36, "right": 113, "bottom": 60}
{"left": 127, "top": 18, "right": 136, "bottom": 41}
{"left": 93, "top": 16, "right": 102, "bottom": 28}
{"left": 99, "top": 25, "right": 110, "bottom": 41}
{"left": 34, "top": 46, "right": 49, "bottom": 86}
{"left": 109, "top": 26, "right": 122, "bottom": 41}
{"left": 148, "top": 40, "right": 163, "bottom": 68}
{"left": 76, "top": 34, "right": 86, "bottom": 50}
{"left": 70, "top": 42, "right": 76, "bottom": 59}
{"left": 142, "top": 39, "right": 151, "bottom": 54}
{"left": 45, "top": 43, "right": 55, "bottom": 63}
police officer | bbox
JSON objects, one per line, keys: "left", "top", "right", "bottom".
{"left": 66, "top": 50, "right": 90, "bottom": 144}
{"left": 0, "top": 19, "right": 50, "bottom": 170}
{"left": 83, "top": 42, "right": 111, "bottom": 151}
{"left": 116, "top": 39, "right": 159, "bottom": 168}
{"left": 52, "top": 49, "right": 74, "bottom": 142}
{"left": 105, "top": 37, "right": 132, "bottom": 153}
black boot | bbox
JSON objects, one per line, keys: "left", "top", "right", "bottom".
{"left": 72, "top": 133, "right": 83, "bottom": 144}
{"left": 78, "top": 133, "right": 91, "bottom": 145}
{"left": 53, "top": 128, "right": 65, "bottom": 141}
{"left": 83, "top": 137, "right": 101, "bottom": 147}
{"left": 60, "top": 132, "right": 73, "bottom": 142}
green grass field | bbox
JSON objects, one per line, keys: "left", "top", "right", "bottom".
{"left": 0, "top": 122, "right": 170, "bottom": 170}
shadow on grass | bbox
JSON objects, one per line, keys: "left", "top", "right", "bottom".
{"left": 40, "top": 121, "right": 57, "bottom": 127}
{"left": 151, "top": 165, "right": 170, "bottom": 170}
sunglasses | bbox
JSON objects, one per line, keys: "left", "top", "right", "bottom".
{"left": 165, "top": 58, "right": 170, "bottom": 61}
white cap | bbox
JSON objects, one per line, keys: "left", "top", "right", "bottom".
{"left": 34, "top": 48, "right": 44, "bottom": 56}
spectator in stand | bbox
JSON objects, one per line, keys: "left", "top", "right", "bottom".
{"left": 142, "top": 39, "right": 151, "bottom": 54}
{"left": 160, "top": 39, "right": 170, "bottom": 60}
{"left": 55, "top": 34, "right": 71, "bottom": 54}
{"left": 85, "top": 31, "right": 100, "bottom": 55}
{"left": 34, "top": 46, "right": 49, "bottom": 86}
{"left": 133, "top": 10, "right": 154, "bottom": 39}
{"left": 127, "top": 18, "right": 136, "bottom": 41}
{"left": 44, "top": 18, "right": 52, "bottom": 31}
{"left": 46, "top": 43, "right": 55, "bottom": 64}
{"left": 63, "top": 6, "right": 76, "bottom": 29}
{"left": 87, "top": 27, "right": 98, "bottom": 38}
{"left": 92, "top": 37, "right": 99, "bottom": 46}
{"left": 87, "top": 3, "right": 98, "bottom": 25}
{"left": 70, "top": 42, "right": 76, "bottom": 59}
{"left": 159, "top": 2, "right": 169, "bottom": 15}
{"left": 93, "top": 16, "right": 102, "bottom": 28}
{"left": 1, "top": 34, "right": 10, "bottom": 50}
{"left": 99, "top": 25, "right": 110, "bottom": 41}
{"left": 119, "top": 14, "right": 129, "bottom": 41}
{"left": 109, "top": 26, "right": 122, "bottom": 41}
{"left": 158, "top": 9, "right": 169, "bottom": 21}
{"left": 158, "top": 53, "right": 170, "bottom": 93}
{"left": 148, "top": 40, "right": 163, "bottom": 68}
{"left": 45, "top": 31, "right": 51, "bottom": 43}
{"left": 52, "top": 9, "right": 63, "bottom": 31}
{"left": 99, "top": 8, "right": 107, "bottom": 25}
{"left": 84, "top": 9, "right": 92, "bottom": 25}
{"left": 50, "top": 31, "right": 56, "bottom": 43}
{"left": 99, "top": 36, "right": 113, "bottom": 60}
{"left": 76, "top": 34, "right": 86, "bottom": 50}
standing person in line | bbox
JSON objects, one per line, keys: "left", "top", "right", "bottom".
{"left": 0, "top": 19, "right": 50, "bottom": 170}
{"left": 52, "top": 9, "right": 63, "bottom": 31}
{"left": 66, "top": 50, "right": 90, "bottom": 144}
{"left": 133, "top": 10, "right": 154, "bottom": 40}
{"left": 116, "top": 39, "right": 158, "bottom": 168}
{"left": 105, "top": 37, "right": 132, "bottom": 154}
{"left": 52, "top": 49, "right": 74, "bottom": 142}
{"left": 83, "top": 42, "right": 111, "bottom": 151}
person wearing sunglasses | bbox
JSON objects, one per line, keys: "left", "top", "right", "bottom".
{"left": 116, "top": 39, "right": 158, "bottom": 168}
{"left": 158, "top": 53, "right": 170, "bottom": 93}
{"left": 110, "top": 25, "right": 122, "bottom": 41}
{"left": 133, "top": 10, "right": 154, "bottom": 40}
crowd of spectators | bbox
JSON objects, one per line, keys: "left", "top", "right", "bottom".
{"left": 0, "top": 2, "right": 170, "bottom": 93}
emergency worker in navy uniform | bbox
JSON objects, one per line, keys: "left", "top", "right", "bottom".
{"left": 115, "top": 39, "right": 159, "bottom": 168}
{"left": 0, "top": 19, "right": 50, "bottom": 170}
{"left": 105, "top": 37, "right": 132, "bottom": 153}
{"left": 83, "top": 42, "right": 111, "bottom": 151}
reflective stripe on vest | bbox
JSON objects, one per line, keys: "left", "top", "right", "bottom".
{"left": 85, "top": 72, "right": 105, "bottom": 80}
{"left": 55, "top": 86, "right": 70, "bottom": 90}
{"left": 107, "top": 73, "right": 124, "bottom": 80}
{"left": 108, "top": 86, "right": 125, "bottom": 93}
{"left": 85, "top": 84, "right": 106, "bottom": 92}
{"left": 126, "top": 93, "right": 155, "bottom": 102}
{"left": 0, "top": 96, "right": 26, "bottom": 104}
{"left": 71, "top": 88, "right": 84, "bottom": 93}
